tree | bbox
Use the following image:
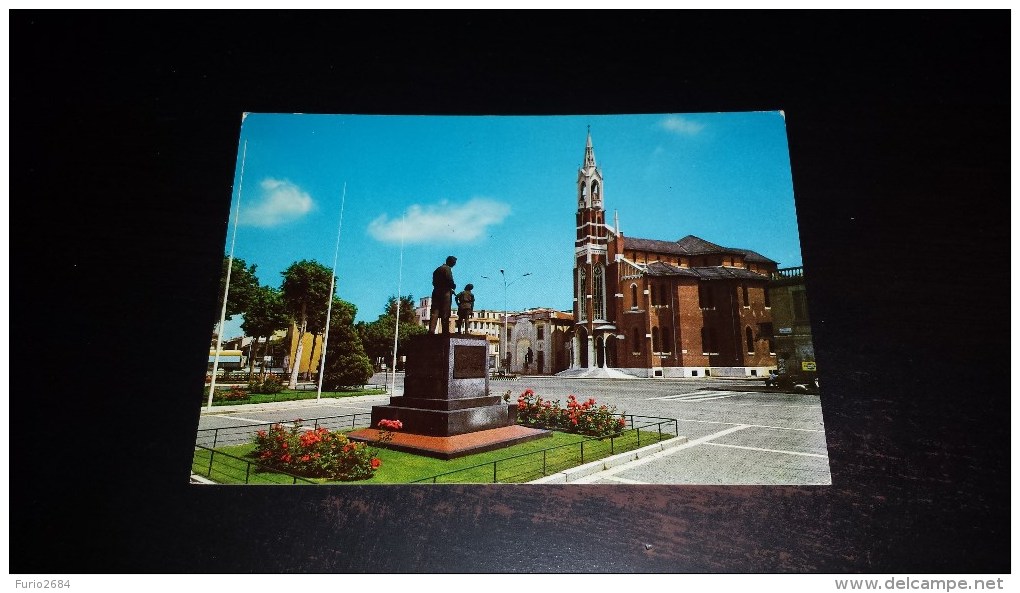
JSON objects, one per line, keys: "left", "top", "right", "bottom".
{"left": 240, "top": 285, "right": 291, "bottom": 379}
{"left": 320, "top": 298, "right": 374, "bottom": 390}
{"left": 357, "top": 294, "right": 425, "bottom": 369}
{"left": 213, "top": 255, "right": 260, "bottom": 328}
{"left": 280, "top": 260, "right": 335, "bottom": 388}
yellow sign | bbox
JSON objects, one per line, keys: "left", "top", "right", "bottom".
{"left": 801, "top": 361, "right": 817, "bottom": 371}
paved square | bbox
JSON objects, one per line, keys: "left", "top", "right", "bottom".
{"left": 196, "top": 373, "right": 832, "bottom": 485}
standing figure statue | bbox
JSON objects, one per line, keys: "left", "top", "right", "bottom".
{"left": 428, "top": 256, "right": 457, "bottom": 335}
{"left": 455, "top": 283, "right": 475, "bottom": 334}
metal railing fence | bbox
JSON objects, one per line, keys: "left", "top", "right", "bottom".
{"left": 410, "top": 415, "right": 678, "bottom": 484}
{"left": 192, "top": 445, "right": 317, "bottom": 485}
{"left": 195, "top": 412, "right": 374, "bottom": 449}
{"left": 195, "top": 412, "right": 678, "bottom": 485}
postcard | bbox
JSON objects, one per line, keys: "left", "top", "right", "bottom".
{"left": 194, "top": 112, "right": 828, "bottom": 486}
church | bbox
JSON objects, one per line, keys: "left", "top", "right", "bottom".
{"left": 561, "top": 131, "right": 780, "bottom": 379}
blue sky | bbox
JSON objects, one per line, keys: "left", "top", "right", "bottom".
{"left": 217, "top": 112, "right": 801, "bottom": 338}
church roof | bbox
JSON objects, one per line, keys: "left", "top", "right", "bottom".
{"left": 622, "top": 234, "right": 777, "bottom": 264}
{"left": 690, "top": 266, "right": 770, "bottom": 280}
{"left": 624, "top": 237, "right": 690, "bottom": 255}
{"left": 644, "top": 261, "right": 700, "bottom": 277}
{"left": 644, "top": 261, "right": 769, "bottom": 280}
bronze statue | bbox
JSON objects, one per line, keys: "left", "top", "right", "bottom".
{"left": 455, "top": 283, "right": 475, "bottom": 334}
{"left": 428, "top": 256, "right": 457, "bottom": 335}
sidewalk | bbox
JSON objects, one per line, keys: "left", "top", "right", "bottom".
{"left": 529, "top": 435, "right": 690, "bottom": 484}
{"left": 198, "top": 384, "right": 396, "bottom": 415}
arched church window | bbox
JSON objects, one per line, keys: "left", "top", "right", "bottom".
{"left": 593, "top": 265, "right": 606, "bottom": 320}
{"left": 630, "top": 284, "right": 638, "bottom": 309}
{"left": 746, "top": 327, "right": 755, "bottom": 354}
{"left": 578, "top": 268, "right": 587, "bottom": 322}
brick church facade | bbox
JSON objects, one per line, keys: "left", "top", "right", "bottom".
{"left": 562, "top": 131, "right": 779, "bottom": 378}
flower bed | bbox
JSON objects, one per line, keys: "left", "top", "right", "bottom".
{"left": 213, "top": 385, "right": 249, "bottom": 402}
{"left": 516, "top": 389, "right": 626, "bottom": 438}
{"left": 250, "top": 419, "right": 400, "bottom": 481}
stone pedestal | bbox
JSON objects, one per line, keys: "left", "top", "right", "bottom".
{"left": 354, "top": 333, "right": 551, "bottom": 459}
{"left": 370, "top": 334, "right": 509, "bottom": 436}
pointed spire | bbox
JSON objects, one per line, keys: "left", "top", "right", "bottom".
{"left": 583, "top": 125, "right": 596, "bottom": 169}
{"left": 614, "top": 210, "right": 620, "bottom": 235}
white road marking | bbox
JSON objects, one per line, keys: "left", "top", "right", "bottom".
{"left": 673, "top": 418, "right": 826, "bottom": 433}
{"left": 208, "top": 415, "right": 275, "bottom": 425}
{"left": 648, "top": 390, "right": 742, "bottom": 402}
{"left": 571, "top": 424, "right": 751, "bottom": 484}
{"left": 705, "top": 442, "right": 828, "bottom": 458}
{"left": 601, "top": 476, "right": 648, "bottom": 484}
{"left": 731, "top": 403, "right": 822, "bottom": 409}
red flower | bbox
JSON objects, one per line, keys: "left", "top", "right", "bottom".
{"left": 300, "top": 455, "right": 311, "bottom": 462}
{"left": 378, "top": 419, "right": 403, "bottom": 430}
{"left": 280, "top": 454, "right": 292, "bottom": 463}
{"left": 371, "top": 458, "right": 381, "bottom": 469}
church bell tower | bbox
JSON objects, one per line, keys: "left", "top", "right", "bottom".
{"left": 572, "top": 128, "right": 611, "bottom": 369}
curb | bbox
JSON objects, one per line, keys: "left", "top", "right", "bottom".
{"left": 528, "top": 434, "right": 689, "bottom": 484}
{"left": 199, "top": 391, "right": 393, "bottom": 415}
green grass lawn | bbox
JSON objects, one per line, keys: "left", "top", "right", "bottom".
{"left": 208, "top": 387, "right": 386, "bottom": 406}
{"left": 193, "top": 427, "right": 674, "bottom": 485}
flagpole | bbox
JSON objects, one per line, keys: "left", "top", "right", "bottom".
{"left": 389, "top": 215, "right": 405, "bottom": 395}
{"left": 316, "top": 182, "right": 347, "bottom": 402}
{"left": 208, "top": 139, "right": 247, "bottom": 411}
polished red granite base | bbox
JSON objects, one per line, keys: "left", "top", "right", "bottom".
{"left": 348, "top": 425, "right": 552, "bottom": 460}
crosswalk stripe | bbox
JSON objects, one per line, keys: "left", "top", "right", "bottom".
{"left": 647, "top": 390, "right": 743, "bottom": 402}
{"left": 601, "top": 475, "right": 649, "bottom": 485}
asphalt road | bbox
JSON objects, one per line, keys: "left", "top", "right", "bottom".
{"left": 196, "top": 372, "right": 831, "bottom": 485}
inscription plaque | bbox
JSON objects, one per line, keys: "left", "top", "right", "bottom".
{"left": 452, "top": 345, "right": 487, "bottom": 379}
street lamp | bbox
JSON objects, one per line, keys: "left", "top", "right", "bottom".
{"left": 481, "top": 270, "right": 531, "bottom": 372}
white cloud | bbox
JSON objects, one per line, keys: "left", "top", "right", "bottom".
{"left": 660, "top": 115, "right": 705, "bottom": 135}
{"left": 239, "top": 178, "right": 315, "bottom": 227}
{"left": 367, "top": 198, "right": 511, "bottom": 244}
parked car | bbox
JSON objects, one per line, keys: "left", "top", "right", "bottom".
{"left": 769, "top": 373, "right": 819, "bottom": 393}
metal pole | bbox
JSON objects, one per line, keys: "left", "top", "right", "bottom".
{"left": 208, "top": 140, "right": 247, "bottom": 411}
{"left": 502, "top": 270, "right": 507, "bottom": 372}
{"left": 390, "top": 214, "right": 405, "bottom": 396}
{"left": 317, "top": 183, "right": 347, "bottom": 402}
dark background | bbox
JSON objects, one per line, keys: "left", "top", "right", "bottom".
{"left": 11, "top": 12, "right": 1008, "bottom": 573}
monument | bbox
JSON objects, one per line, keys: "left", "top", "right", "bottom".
{"left": 349, "top": 334, "right": 551, "bottom": 459}
{"left": 349, "top": 256, "right": 550, "bottom": 459}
